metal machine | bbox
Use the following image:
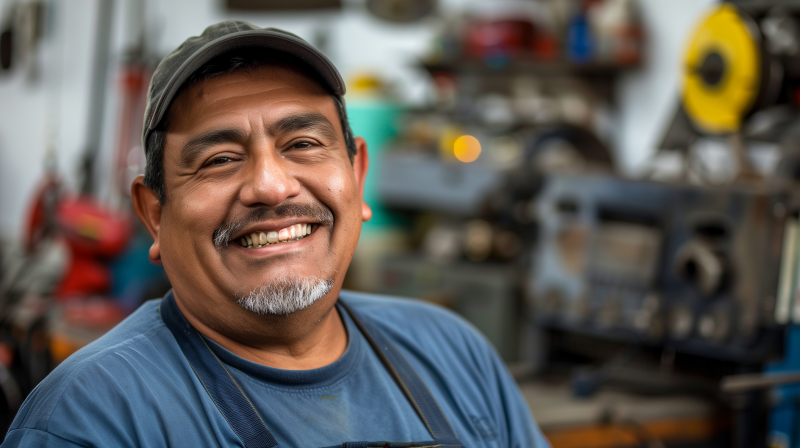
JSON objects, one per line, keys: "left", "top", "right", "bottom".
{"left": 664, "top": 0, "right": 800, "bottom": 182}
{"left": 525, "top": 1, "right": 800, "bottom": 446}
{"left": 530, "top": 174, "right": 793, "bottom": 363}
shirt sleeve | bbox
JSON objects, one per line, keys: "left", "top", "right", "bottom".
{"left": 441, "top": 304, "right": 550, "bottom": 447}
{"left": 417, "top": 301, "right": 552, "bottom": 447}
{"left": 488, "top": 353, "right": 552, "bottom": 448}
{"left": 3, "top": 428, "right": 88, "bottom": 447}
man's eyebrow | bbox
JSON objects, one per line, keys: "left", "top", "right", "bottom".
{"left": 180, "top": 128, "right": 248, "bottom": 166}
{"left": 268, "top": 113, "right": 339, "bottom": 142}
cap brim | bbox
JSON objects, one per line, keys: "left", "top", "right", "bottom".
{"left": 146, "top": 29, "right": 346, "bottom": 133}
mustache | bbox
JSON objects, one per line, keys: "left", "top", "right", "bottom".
{"left": 213, "top": 203, "right": 334, "bottom": 247}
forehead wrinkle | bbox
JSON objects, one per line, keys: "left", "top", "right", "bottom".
{"left": 192, "top": 67, "right": 325, "bottom": 99}
{"left": 191, "top": 86, "right": 291, "bottom": 111}
{"left": 199, "top": 83, "right": 293, "bottom": 99}
{"left": 175, "top": 67, "right": 329, "bottom": 121}
{"left": 186, "top": 96, "right": 331, "bottom": 134}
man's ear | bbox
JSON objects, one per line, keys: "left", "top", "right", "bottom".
{"left": 131, "top": 175, "right": 164, "bottom": 265}
{"left": 352, "top": 136, "right": 372, "bottom": 222}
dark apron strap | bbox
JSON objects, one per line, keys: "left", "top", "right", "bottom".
{"left": 160, "top": 293, "right": 278, "bottom": 448}
{"left": 337, "top": 301, "right": 459, "bottom": 442}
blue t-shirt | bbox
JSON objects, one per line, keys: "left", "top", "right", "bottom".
{"left": 3, "top": 291, "right": 550, "bottom": 447}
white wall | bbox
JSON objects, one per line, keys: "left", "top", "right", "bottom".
{"left": 0, "top": 0, "right": 100, "bottom": 238}
{"left": 0, "top": 0, "right": 717, "bottom": 237}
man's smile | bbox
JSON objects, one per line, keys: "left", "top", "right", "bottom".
{"left": 236, "top": 222, "right": 316, "bottom": 248}
{"left": 217, "top": 213, "right": 330, "bottom": 259}
{"left": 225, "top": 221, "right": 324, "bottom": 259}
{"left": 213, "top": 202, "right": 335, "bottom": 250}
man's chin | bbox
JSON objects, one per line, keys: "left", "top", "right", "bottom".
{"left": 236, "top": 276, "right": 335, "bottom": 316}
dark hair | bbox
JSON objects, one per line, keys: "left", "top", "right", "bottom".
{"left": 143, "top": 50, "right": 356, "bottom": 204}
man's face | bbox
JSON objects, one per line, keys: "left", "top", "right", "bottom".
{"left": 135, "top": 65, "right": 370, "bottom": 326}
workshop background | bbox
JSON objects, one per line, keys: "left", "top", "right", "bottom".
{"left": 6, "top": 0, "right": 800, "bottom": 447}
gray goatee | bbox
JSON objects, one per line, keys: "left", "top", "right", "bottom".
{"left": 236, "top": 276, "right": 334, "bottom": 315}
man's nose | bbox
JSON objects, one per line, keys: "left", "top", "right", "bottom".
{"left": 238, "top": 149, "right": 301, "bottom": 206}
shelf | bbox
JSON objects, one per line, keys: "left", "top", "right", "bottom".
{"left": 420, "top": 58, "right": 640, "bottom": 78}
{"left": 377, "top": 152, "right": 502, "bottom": 216}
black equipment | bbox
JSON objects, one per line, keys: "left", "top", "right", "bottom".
{"left": 529, "top": 174, "right": 797, "bottom": 363}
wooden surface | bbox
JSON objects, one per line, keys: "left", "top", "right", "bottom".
{"left": 520, "top": 381, "right": 728, "bottom": 448}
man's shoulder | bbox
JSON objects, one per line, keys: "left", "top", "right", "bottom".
{"left": 55, "top": 298, "right": 171, "bottom": 370}
{"left": 340, "top": 290, "right": 471, "bottom": 328}
{"left": 10, "top": 299, "right": 181, "bottom": 433}
{"left": 339, "top": 290, "right": 493, "bottom": 356}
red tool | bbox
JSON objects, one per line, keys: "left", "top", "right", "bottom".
{"left": 24, "top": 177, "right": 131, "bottom": 300}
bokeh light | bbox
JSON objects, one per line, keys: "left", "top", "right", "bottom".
{"left": 453, "top": 135, "right": 481, "bottom": 163}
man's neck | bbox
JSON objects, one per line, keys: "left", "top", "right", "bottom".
{"left": 172, "top": 292, "right": 348, "bottom": 370}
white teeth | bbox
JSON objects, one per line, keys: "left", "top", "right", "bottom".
{"left": 239, "top": 224, "right": 314, "bottom": 248}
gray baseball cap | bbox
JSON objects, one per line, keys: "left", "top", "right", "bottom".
{"left": 142, "top": 20, "right": 346, "bottom": 153}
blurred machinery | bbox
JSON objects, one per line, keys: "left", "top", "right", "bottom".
{"left": 522, "top": 2, "right": 800, "bottom": 447}
{"left": 680, "top": 3, "right": 800, "bottom": 446}
{"left": 374, "top": 0, "right": 633, "bottom": 370}
{"left": 530, "top": 174, "right": 790, "bottom": 363}
{"left": 681, "top": 3, "right": 791, "bottom": 137}
{"left": 374, "top": 0, "right": 800, "bottom": 445}
{"left": 25, "top": 177, "right": 132, "bottom": 300}
{"left": 662, "top": 0, "right": 800, "bottom": 183}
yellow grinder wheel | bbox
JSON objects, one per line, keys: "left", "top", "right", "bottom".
{"left": 682, "top": 4, "right": 761, "bottom": 134}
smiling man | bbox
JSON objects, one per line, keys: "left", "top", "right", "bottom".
{"left": 3, "top": 22, "right": 550, "bottom": 448}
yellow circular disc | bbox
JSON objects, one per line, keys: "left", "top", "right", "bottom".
{"left": 682, "top": 4, "right": 761, "bottom": 134}
{"left": 453, "top": 135, "right": 481, "bottom": 163}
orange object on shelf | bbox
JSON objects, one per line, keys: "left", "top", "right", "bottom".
{"left": 543, "top": 416, "right": 730, "bottom": 448}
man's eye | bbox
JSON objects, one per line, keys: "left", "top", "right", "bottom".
{"left": 207, "top": 157, "right": 231, "bottom": 166}
{"left": 292, "top": 141, "right": 314, "bottom": 149}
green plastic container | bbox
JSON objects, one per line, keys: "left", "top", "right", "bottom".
{"left": 346, "top": 99, "right": 402, "bottom": 234}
